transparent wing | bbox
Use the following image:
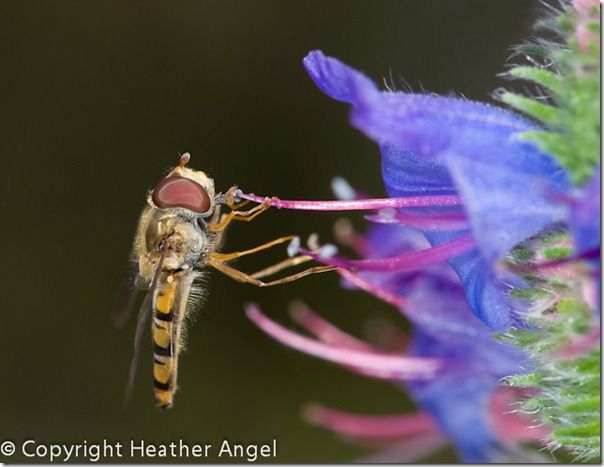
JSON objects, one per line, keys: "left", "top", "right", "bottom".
{"left": 123, "top": 289, "right": 153, "bottom": 406}
{"left": 122, "top": 255, "right": 164, "bottom": 407}
{"left": 112, "top": 263, "right": 147, "bottom": 329}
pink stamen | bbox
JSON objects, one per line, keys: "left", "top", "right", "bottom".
{"left": 304, "top": 403, "right": 439, "bottom": 439}
{"left": 338, "top": 269, "right": 406, "bottom": 309}
{"left": 245, "top": 303, "right": 440, "bottom": 380}
{"left": 288, "top": 302, "right": 403, "bottom": 378}
{"left": 304, "top": 404, "right": 438, "bottom": 439}
{"left": 302, "top": 234, "right": 476, "bottom": 272}
{"left": 364, "top": 318, "right": 410, "bottom": 352}
{"left": 239, "top": 191, "right": 463, "bottom": 211}
{"left": 288, "top": 301, "right": 379, "bottom": 352}
{"left": 365, "top": 210, "right": 469, "bottom": 231}
{"left": 333, "top": 218, "right": 369, "bottom": 256}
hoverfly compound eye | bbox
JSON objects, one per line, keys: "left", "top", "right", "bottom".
{"left": 152, "top": 176, "right": 212, "bottom": 214}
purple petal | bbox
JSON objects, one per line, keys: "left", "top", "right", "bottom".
{"left": 303, "top": 50, "right": 378, "bottom": 104}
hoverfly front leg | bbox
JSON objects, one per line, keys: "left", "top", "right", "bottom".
{"left": 209, "top": 186, "right": 271, "bottom": 233}
{"left": 207, "top": 186, "right": 336, "bottom": 286}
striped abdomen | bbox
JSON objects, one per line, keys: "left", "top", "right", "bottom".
{"left": 152, "top": 272, "right": 191, "bottom": 409}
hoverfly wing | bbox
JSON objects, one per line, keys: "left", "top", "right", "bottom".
{"left": 123, "top": 255, "right": 165, "bottom": 407}
{"left": 112, "top": 264, "right": 147, "bottom": 329}
{"left": 123, "top": 288, "right": 153, "bottom": 407}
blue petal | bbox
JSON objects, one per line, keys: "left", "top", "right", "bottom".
{"left": 407, "top": 351, "right": 503, "bottom": 463}
{"left": 303, "top": 50, "right": 378, "bottom": 104}
{"left": 443, "top": 143, "right": 569, "bottom": 261}
{"left": 304, "top": 51, "right": 571, "bottom": 329}
{"left": 402, "top": 271, "right": 525, "bottom": 369}
{"left": 404, "top": 276, "right": 524, "bottom": 462}
{"left": 381, "top": 143, "right": 456, "bottom": 196}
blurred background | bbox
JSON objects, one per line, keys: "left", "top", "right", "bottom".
{"left": 1, "top": 0, "right": 547, "bottom": 462}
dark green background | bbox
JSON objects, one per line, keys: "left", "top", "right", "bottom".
{"left": 2, "top": 1, "right": 543, "bottom": 463}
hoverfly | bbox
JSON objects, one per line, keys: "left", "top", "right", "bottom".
{"left": 117, "top": 153, "right": 332, "bottom": 409}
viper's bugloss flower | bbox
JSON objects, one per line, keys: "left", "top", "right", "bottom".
{"left": 242, "top": 2, "right": 599, "bottom": 461}
{"left": 302, "top": 50, "right": 572, "bottom": 330}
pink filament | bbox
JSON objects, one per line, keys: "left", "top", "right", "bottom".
{"left": 365, "top": 210, "right": 469, "bottom": 231}
{"left": 364, "top": 318, "right": 410, "bottom": 352}
{"left": 288, "top": 302, "right": 403, "bottom": 379}
{"left": 334, "top": 218, "right": 369, "bottom": 256}
{"left": 304, "top": 403, "right": 439, "bottom": 439}
{"left": 239, "top": 192, "right": 463, "bottom": 211}
{"left": 245, "top": 303, "right": 439, "bottom": 380}
{"left": 289, "top": 302, "right": 379, "bottom": 352}
{"left": 303, "top": 234, "right": 476, "bottom": 272}
{"left": 338, "top": 269, "right": 406, "bottom": 309}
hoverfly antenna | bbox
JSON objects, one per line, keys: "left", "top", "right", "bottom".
{"left": 179, "top": 152, "right": 191, "bottom": 167}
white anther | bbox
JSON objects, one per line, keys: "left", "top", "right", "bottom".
{"left": 318, "top": 244, "right": 338, "bottom": 259}
{"left": 331, "top": 176, "right": 356, "bottom": 200}
{"left": 306, "top": 233, "right": 320, "bottom": 251}
{"left": 287, "top": 236, "right": 301, "bottom": 258}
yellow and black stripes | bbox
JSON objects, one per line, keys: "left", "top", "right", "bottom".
{"left": 151, "top": 275, "right": 180, "bottom": 409}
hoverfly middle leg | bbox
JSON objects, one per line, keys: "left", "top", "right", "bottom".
{"left": 250, "top": 255, "right": 314, "bottom": 279}
{"left": 206, "top": 257, "right": 335, "bottom": 287}
{"left": 210, "top": 235, "right": 297, "bottom": 262}
{"left": 208, "top": 235, "right": 331, "bottom": 283}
